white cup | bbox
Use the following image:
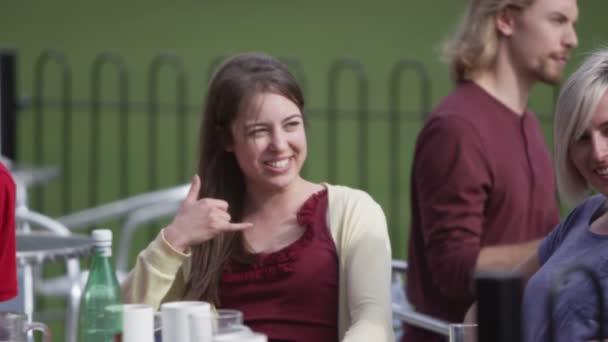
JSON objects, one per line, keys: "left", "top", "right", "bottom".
{"left": 212, "top": 330, "right": 267, "bottom": 342}
{"left": 122, "top": 304, "right": 154, "bottom": 342}
{"left": 245, "top": 333, "right": 268, "bottom": 342}
{"left": 189, "top": 308, "right": 213, "bottom": 342}
{"left": 161, "top": 301, "right": 211, "bottom": 342}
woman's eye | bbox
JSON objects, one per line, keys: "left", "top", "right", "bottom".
{"left": 577, "top": 134, "right": 590, "bottom": 143}
{"left": 285, "top": 121, "right": 301, "bottom": 130}
{"left": 248, "top": 128, "right": 267, "bottom": 137}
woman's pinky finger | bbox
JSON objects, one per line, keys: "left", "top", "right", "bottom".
{"left": 222, "top": 222, "right": 254, "bottom": 231}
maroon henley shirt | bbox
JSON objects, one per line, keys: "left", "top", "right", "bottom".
{"left": 405, "top": 82, "right": 560, "bottom": 342}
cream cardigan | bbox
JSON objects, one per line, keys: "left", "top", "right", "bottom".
{"left": 122, "top": 184, "right": 394, "bottom": 341}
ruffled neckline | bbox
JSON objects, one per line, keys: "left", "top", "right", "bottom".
{"left": 222, "top": 189, "right": 328, "bottom": 284}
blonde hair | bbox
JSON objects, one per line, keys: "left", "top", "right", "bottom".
{"left": 554, "top": 48, "right": 608, "bottom": 207}
{"left": 443, "top": 0, "right": 534, "bottom": 83}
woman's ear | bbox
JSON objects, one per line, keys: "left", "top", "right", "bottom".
{"left": 217, "top": 125, "right": 233, "bottom": 152}
{"left": 223, "top": 134, "right": 234, "bottom": 152}
{"left": 495, "top": 6, "right": 517, "bottom": 37}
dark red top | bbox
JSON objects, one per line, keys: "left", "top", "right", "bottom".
{"left": 406, "top": 82, "right": 560, "bottom": 342}
{"left": 219, "top": 189, "right": 339, "bottom": 342}
{"left": 0, "top": 162, "right": 17, "bottom": 301}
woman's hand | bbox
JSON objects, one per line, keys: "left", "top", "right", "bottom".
{"left": 163, "top": 175, "right": 253, "bottom": 252}
{"left": 462, "top": 302, "right": 478, "bottom": 342}
{"left": 463, "top": 302, "right": 477, "bottom": 324}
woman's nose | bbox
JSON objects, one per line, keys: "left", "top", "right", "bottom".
{"left": 591, "top": 135, "right": 608, "bottom": 161}
{"left": 269, "top": 131, "right": 288, "bottom": 151}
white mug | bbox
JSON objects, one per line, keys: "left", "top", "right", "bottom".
{"left": 161, "top": 301, "right": 211, "bottom": 342}
{"left": 188, "top": 308, "right": 213, "bottom": 342}
{"left": 212, "top": 331, "right": 267, "bottom": 342}
{"left": 122, "top": 304, "right": 154, "bottom": 342}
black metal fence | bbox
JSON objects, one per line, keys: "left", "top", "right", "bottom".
{"left": 0, "top": 50, "right": 17, "bottom": 161}
{"left": 0, "top": 49, "right": 434, "bottom": 242}
{"left": 0, "top": 48, "right": 559, "bottom": 258}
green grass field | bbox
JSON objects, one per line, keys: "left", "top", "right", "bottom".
{"left": 2, "top": 0, "right": 608, "bottom": 339}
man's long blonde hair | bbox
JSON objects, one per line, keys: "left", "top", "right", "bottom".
{"left": 443, "top": 0, "right": 534, "bottom": 83}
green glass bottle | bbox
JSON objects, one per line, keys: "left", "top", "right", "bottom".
{"left": 79, "top": 229, "right": 123, "bottom": 342}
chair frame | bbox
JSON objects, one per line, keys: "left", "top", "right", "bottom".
{"left": 391, "top": 259, "right": 477, "bottom": 341}
{"left": 17, "top": 182, "right": 188, "bottom": 342}
{"left": 16, "top": 207, "right": 83, "bottom": 342}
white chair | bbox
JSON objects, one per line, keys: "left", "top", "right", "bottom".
{"left": 30, "top": 185, "right": 188, "bottom": 328}
{"left": 390, "top": 259, "right": 477, "bottom": 342}
{"left": 391, "top": 259, "right": 410, "bottom": 340}
{"left": 115, "top": 198, "right": 182, "bottom": 275}
{"left": 15, "top": 207, "right": 84, "bottom": 342}
{"left": 5, "top": 166, "right": 82, "bottom": 342}
{"left": 56, "top": 184, "right": 188, "bottom": 230}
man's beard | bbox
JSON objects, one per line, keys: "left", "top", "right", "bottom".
{"left": 534, "top": 57, "right": 565, "bottom": 85}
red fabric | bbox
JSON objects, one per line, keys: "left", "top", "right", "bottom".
{"left": 405, "top": 82, "right": 560, "bottom": 342}
{"left": 219, "top": 189, "right": 339, "bottom": 342}
{"left": 0, "top": 162, "right": 17, "bottom": 301}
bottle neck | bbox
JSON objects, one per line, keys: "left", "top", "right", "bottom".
{"left": 93, "top": 245, "right": 112, "bottom": 257}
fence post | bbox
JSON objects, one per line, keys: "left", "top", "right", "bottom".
{"left": 388, "top": 58, "right": 432, "bottom": 247}
{"left": 147, "top": 53, "right": 189, "bottom": 188}
{"left": 90, "top": 51, "right": 129, "bottom": 207}
{"left": 0, "top": 49, "right": 18, "bottom": 160}
{"left": 33, "top": 50, "right": 73, "bottom": 213}
{"left": 327, "top": 57, "right": 369, "bottom": 190}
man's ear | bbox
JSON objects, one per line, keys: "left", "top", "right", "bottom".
{"left": 495, "top": 6, "right": 518, "bottom": 36}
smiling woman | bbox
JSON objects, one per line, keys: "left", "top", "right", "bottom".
{"left": 228, "top": 93, "right": 309, "bottom": 196}
{"left": 121, "top": 52, "right": 394, "bottom": 342}
{"left": 518, "top": 48, "right": 608, "bottom": 342}
{"left": 568, "top": 93, "right": 608, "bottom": 198}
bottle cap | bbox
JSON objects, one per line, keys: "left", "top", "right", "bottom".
{"left": 92, "top": 229, "right": 113, "bottom": 248}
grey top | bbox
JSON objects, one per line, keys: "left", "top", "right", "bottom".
{"left": 523, "top": 194, "right": 608, "bottom": 342}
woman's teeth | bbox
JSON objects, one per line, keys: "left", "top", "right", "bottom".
{"left": 596, "top": 167, "right": 608, "bottom": 176}
{"left": 268, "top": 159, "right": 289, "bottom": 168}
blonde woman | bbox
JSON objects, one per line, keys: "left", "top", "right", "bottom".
{"left": 520, "top": 48, "right": 608, "bottom": 342}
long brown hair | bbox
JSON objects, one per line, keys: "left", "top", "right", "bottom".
{"left": 442, "top": 0, "right": 534, "bottom": 83}
{"left": 183, "top": 53, "right": 305, "bottom": 305}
